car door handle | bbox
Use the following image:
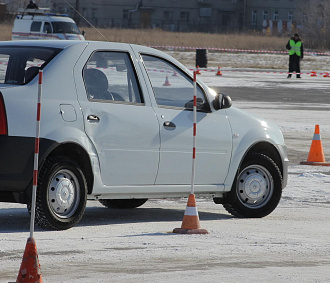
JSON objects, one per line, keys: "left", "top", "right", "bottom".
{"left": 163, "top": 121, "right": 176, "bottom": 129}
{"left": 87, "top": 115, "right": 100, "bottom": 122}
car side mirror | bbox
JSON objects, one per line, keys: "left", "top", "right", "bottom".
{"left": 213, "top": 93, "right": 232, "bottom": 111}
{"left": 185, "top": 97, "right": 207, "bottom": 111}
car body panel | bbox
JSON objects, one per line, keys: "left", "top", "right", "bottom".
{"left": 131, "top": 45, "right": 233, "bottom": 185}
{"left": 224, "top": 107, "right": 289, "bottom": 189}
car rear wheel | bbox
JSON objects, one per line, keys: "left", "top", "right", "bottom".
{"left": 35, "top": 156, "right": 87, "bottom": 230}
{"left": 98, "top": 199, "right": 148, "bottom": 209}
{"left": 223, "top": 153, "right": 282, "bottom": 218}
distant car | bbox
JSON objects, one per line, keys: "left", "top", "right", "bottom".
{"left": 12, "top": 8, "right": 85, "bottom": 41}
{"left": 0, "top": 40, "right": 288, "bottom": 230}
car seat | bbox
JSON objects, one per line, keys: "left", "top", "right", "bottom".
{"left": 83, "top": 68, "right": 110, "bottom": 100}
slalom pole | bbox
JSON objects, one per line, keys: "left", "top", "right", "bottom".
{"left": 30, "top": 69, "right": 43, "bottom": 238}
{"left": 190, "top": 70, "right": 197, "bottom": 195}
{"left": 16, "top": 70, "right": 43, "bottom": 283}
{"left": 172, "top": 70, "right": 208, "bottom": 234}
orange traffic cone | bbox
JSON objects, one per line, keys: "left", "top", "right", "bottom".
{"left": 196, "top": 65, "right": 201, "bottom": 75}
{"left": 172, "top": 70, "right": 178, "bottom": 77}
{"left": 173, "top": 194, "right": 208, "bottom": 234}
{"left": 301, "top": 125, "right": 330, "bottom": 166}
{"left": 216, "top": 65, "right": 223, "bottom": 76}
{"left": 163, "top": 75, "right": 171, "bottom": 86}
{"left": 17, "top": 237, "right": 42, "bottom": 283}
{"left": 310, "top": 71, "right": 317, "bottom": 77}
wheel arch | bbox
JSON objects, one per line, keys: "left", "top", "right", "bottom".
{"left": 224, "top": 140, "right": 286, "bottom": 193}
{"left": 45, "top": 142, "right": 94, "bottom": 194}
{"left": 244, "top": 142, "right": 283, "bottom": 177}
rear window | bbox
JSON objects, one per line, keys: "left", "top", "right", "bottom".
{"left": 0, "top": 46, "right": 62, "bottom": 85}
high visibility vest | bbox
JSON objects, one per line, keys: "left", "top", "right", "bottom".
{"left": 289, "top": 40, "right": 302, "bottom": 56}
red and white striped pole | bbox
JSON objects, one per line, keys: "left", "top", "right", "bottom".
{"left": 190, "top": 70, "right": 197, "bottom": 195}
{"left": 30, "top": 70, "right": 43, "bottom": 238}
{"left": 172, "top": 70, "right": 208, "bottom": 234}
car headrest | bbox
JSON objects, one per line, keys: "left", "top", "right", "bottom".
{"left": 25, "top": 66, "right": 40, "bottom": 83}
{"left": 83, "top": 68, "right": 108, "bottom": 92}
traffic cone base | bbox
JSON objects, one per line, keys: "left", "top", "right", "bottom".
{"left": 300, "top": 161, "right": 330, "bottom": 166}
{"left": 301, "top": 125, "right": 330, "bottom": 166}
{"left": 173, "top": 194, "right": 208, "bottom": 234}
{"left": 173, "top": 227, "right": 209, "bottom": 234}
{"left": 17, "top": 237, "right": 42, "bottom": 283}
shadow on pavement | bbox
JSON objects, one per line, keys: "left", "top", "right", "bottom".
{"left": 0, "top": 204, "right": 232, "bottom": 233}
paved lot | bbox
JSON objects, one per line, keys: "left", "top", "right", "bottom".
{"left": 1, "top": 68, "right": 330, "bottom": 283}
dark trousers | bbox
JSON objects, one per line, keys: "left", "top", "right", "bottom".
{"left": 289, "top": 54, "right": 301, "bottom": 74}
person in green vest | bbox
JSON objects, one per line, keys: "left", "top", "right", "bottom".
{"left": 286, "top": 33, "right": 304, "bottom": 78}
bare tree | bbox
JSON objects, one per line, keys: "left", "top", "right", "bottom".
{"left": 297, "top": 0, "right": 330, "bottom": 50}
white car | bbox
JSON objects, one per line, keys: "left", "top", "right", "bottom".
{"left": 0, "top": 40, "right": 288, "bottom": 230}
{"left": 12, "top": 9, "right": 85, "bottom": 41}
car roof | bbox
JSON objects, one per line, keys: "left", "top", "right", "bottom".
{"left": 17, "top": 15, "right": 76, "bottom": 22}
{"left": 0, "top": 40, "right": 159, "bottom": 53}
{"left": 0, "top": 40, "right": 87, "bottom": 49}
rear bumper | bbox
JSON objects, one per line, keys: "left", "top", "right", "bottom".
{"left": 0, "top": 136, "right": 58, "bottom": 201}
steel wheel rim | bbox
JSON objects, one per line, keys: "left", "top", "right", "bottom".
{"left": 48, "top": 169, "right": 80, "bottom": 218}
{"left": 236, "top": 165, "right": 274, "bottom": 209}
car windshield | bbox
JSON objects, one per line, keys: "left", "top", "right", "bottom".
{"left": 0, "top": 46, "right": 62, "bottom": 85}
{"left": 52, "top": 22, "right": 81, "bottom": 34}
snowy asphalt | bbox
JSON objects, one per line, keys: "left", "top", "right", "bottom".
{"left": 1, "top": 67, "right": 330, "bottom": 283}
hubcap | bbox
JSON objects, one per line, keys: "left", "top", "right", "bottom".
{"left": 237, "top": 165, "right": 274, "bottom": 209}
{"left": 48, "top": 169, "right": 80, "bottom": 218}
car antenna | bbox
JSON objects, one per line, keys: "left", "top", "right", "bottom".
{"left": 63, "top": 0, "right": 109, "bottom": 42}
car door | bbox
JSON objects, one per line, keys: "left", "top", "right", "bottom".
{"left": 76, "top": 49, "right": 160, "bottom": 186}
{"left": 139, "top": 54, "right": 233, "bottom": 185}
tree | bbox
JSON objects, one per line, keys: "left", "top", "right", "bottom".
{"left": 297, "top": 0, "right": 330, "bottom": 49}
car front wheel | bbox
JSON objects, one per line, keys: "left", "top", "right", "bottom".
{"left": 35, "top": 156, "right": 87, "bottom": 230}
{"left": 223, "top": 153, "right": 282, "bottom": 218}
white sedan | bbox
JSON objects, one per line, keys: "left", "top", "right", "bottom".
{"left": 0, "top": 40, "right": 288, "bottom": 230}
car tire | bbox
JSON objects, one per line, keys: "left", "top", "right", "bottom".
{"left": 35, "top": 156, "right": 87, "bottom": 230}
{"left": 223, "top": 153, "right": 282, "bottom": 218}
{"left": 98, "top": 199, "right": 148, "bottom": 209}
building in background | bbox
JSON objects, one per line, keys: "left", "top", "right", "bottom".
{"left": 4, "top": 0, "right": 308, "bottom": 35}
{"left": 244, "top": 0, "right": 301, "bottom": 35}
{"left": 49, "top": 0, "right": 245, "bottom": 32}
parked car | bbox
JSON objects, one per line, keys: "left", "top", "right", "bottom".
{"left": 0, "top": 40, "right": 288, "bottom": 230}
{"left": 12, "top": 8, "right": 85, "bottom": 41}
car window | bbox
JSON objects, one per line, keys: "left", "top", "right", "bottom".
{"left": 0, "top": 47, "right": 62, "bottom": 85}
{"left": 52, "top": 22, "right": 81, "bottom": 34}
{"left": 141, "top": 54, "right": 206, "bottom": 109}
{"left": 83, "top": 51, "right": 143, "bottom": 104}
{"left": 31, "top": 21, "right": 42, "bottom": 32}
{"left": 43, "top": 22, "right": 52, "bottom": 33}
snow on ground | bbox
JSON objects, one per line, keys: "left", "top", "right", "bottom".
{"left": 1, "top": 52, "right": 330, "bottom": 282}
